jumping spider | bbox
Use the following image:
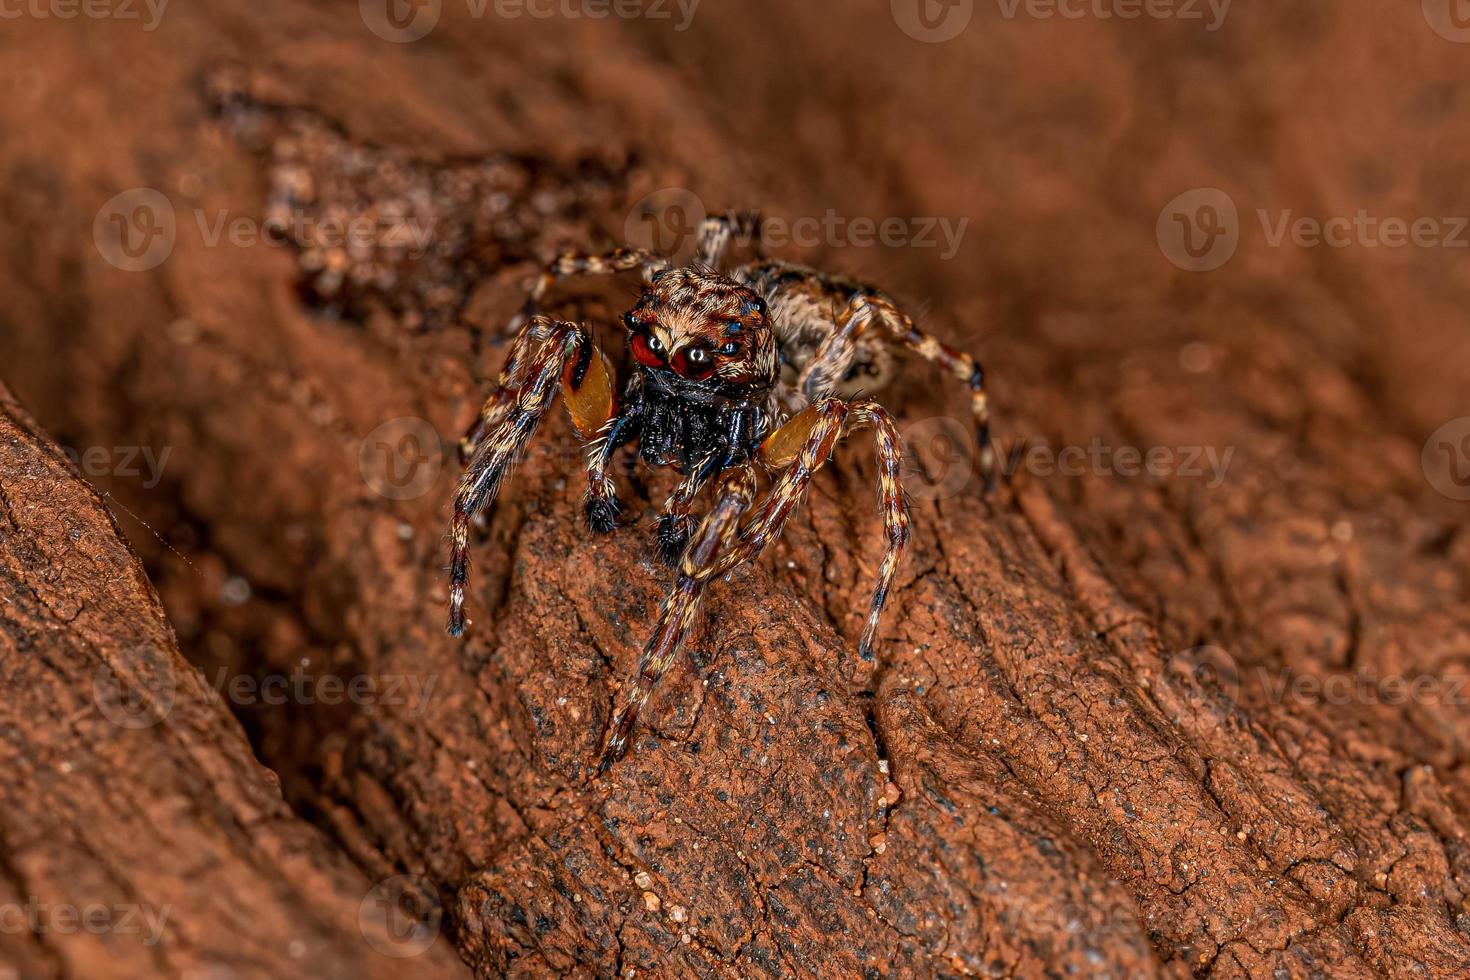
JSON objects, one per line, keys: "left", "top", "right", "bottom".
{"left": 448, "top": 216, "right": 994, "bottom": 769}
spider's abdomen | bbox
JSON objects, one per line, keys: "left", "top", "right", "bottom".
{"left": 732, "top": 260, "right": 899, "bottom": 399}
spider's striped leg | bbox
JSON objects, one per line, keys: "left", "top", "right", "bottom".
{"left": 508, "top": 247, "right": 673, "bottom": 336}
{"left": 600, "top": 469, "right": 756, "bottom": 770}
{"left": 460, "top": 317, "right": 558, "bottom": 463}
{"left": 804, "top": 292, "right": 996, "bottom": 491}
{"left": 795, "top": 293, "right": 876, "bottom": 405}
{"left": 583, "top": 410, "right": 640, "bottom": 533}
{"left": 656, "top": 403, "right": 762, "bottom": 564}
{"left": 719, "top": 397, "right": 910, "bottom": 663}
{"left": 695, "top": 215, "right": 734, "bottom": 269}
{"left": 694, "top": 212, "right": 763, "bottom": 270}
{"left": 655, "top": 450, "right": 723, "bottom": 565}
{"left": 448, "top": 318, "right": 616, "bottom": 637}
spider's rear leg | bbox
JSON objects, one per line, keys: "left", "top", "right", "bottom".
{"left": 801, "top": 291, "right": 996, "bottom": 491}
{"left": 509, "top": 247, "right": 672, "bottom": 338}
{"left": 694, "top": 212, "right": 762, "bottom": 270}
{"left": 448, "top": 318, "right": 617, "bottom": 637}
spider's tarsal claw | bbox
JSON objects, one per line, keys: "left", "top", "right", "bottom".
{"left": 858, "top": 643, "right": 876, "bottom": 663}
{"left": 656, "top": 516, "right": 691, "bottom": 566}
{"left": 586, "top": 496, "right": 620, "bottom": 534}
{"left": 598, "top": 728, "right": 629, "bottom": 774}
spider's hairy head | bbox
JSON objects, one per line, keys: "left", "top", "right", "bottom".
{"left": 623, "top": 267, "right": 777, "bottom": 400}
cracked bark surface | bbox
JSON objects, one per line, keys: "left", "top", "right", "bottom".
{"left": 0, "top": 384, "right": 468, "bottom": 978}
{"left": 1, "top": 3, "right": 1469, "bottom": 977}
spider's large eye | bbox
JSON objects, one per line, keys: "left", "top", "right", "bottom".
{"left": 631, "top": 331, "right": 665, "bottom": 368}
{"left": 672, "top": 345, "right": 716, "bottom": 381}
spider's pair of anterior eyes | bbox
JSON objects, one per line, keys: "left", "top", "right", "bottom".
{"left": 625, "top": 316, "right": 743, "bottom": 381}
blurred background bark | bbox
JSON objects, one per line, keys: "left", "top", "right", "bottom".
{"left": 0, "top": 2, "right": 1467, "bottom": 976}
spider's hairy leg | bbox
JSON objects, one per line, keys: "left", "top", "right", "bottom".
{"left": 583, "top": 411, "right": 638, "bottom": 533}
{"left": 601, "top": 469, "right": 756, "bottom": 771}
{"left": 460, "top": 317, "right": 558, "bottom": 463}
{"left": 448, "top": 317, "right": 611, "bottom": 637}
{"left": 601, "top": 400, "right": 910, "bottom": 766}
{"left": 509, "top": 247, "right": 673, "bottom": 336}
{"left": 694, "top": 212, "right": 763, "bottom": 270}
{"left": 737, "top": 398, "right": 911, "bottom": 662}
{"left": 656, "top": 404, "right": 760, "bottom": 565}
{"left": 656, "top": 450, "right": 723, "bottom": 565}
{"left": 793, "top": 289, "right": 995, "bottom": 492}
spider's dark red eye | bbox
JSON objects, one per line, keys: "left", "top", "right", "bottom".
{"left": 672, "top": 345, "right": 716, "bottom": 380}
{"left": 631, "top": 332, "right": 665, "bottom": 368}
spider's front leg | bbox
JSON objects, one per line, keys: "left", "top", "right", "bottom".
{"left": 448, "top": 316, "right": 618, "bottom": 636}
{"left": 460, "top": 316, "right": 559, "bottom": 463}
{"left": 600, "top": 469, "right": 756, "bottom": 770}
{"left": 654, "top": 404, "right": 760, "bottom": 565}
{"left": 727, "top": 398, "right": 911, "bottom": 663}
{"left": 598, "top": 399, "right": 910, "bottom": 769}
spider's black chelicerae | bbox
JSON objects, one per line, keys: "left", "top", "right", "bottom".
{"left": 447, "top": 216, "right": 995, "bottom": 769}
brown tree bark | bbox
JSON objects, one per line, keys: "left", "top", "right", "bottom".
{"left": 1, "top": 3, "right": 1468, "bottom": 977}
{"left": 0, "top": 384, "right": 469, "bottom": 978}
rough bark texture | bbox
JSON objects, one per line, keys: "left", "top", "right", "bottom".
{"left": 0, "top": 384, "right": 469, "bottom": 978}
{"left": 1, "top": 2, "right": 1469, "bottom": 977}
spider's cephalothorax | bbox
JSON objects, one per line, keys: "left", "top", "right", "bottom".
{"left": 448, "top": 217, "right": 996, "bottom": 770}
{"left": 617, "top": 268, "right": 778, "bottom": 473}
